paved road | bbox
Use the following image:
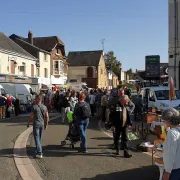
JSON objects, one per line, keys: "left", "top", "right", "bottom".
{"left": 0, "top": 113, "right": 59, "bottom": 180}
{"left": 0, "top": 116, "right": 28, "bottom": 180}
{"left": 28, "top": 117, "right": 159, "bottom": 180}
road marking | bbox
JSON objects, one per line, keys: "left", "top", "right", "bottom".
{"left": 98, "top": 120, "right": 113, "bottom": 138}
{"left": 13, "top": 115, "right": 61, "bottom": 180}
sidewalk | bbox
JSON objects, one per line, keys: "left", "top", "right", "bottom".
{"left": 27, "top": 117, "right": 159, "bottom": 180}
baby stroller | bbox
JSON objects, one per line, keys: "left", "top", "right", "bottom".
{"left": 61, "top": 111, "right": 80, "bottom": 149}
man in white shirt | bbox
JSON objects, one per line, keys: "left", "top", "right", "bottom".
{"left": 89, "top": 90, "right": 95, "bottom": 116}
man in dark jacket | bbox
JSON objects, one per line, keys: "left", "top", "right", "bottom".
{"left": 0, "top": 94, "right": 6, "bottom": 119}
{"left": 110, "top": 94, "right": 132, "bottom": 158}
{"left": 14, "top": 96, "right": 20, "bottom": 116}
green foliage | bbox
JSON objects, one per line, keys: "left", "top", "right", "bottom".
{"left": 104, "top": 51, "right": 121, "bottom": 75}
{"left": 126, "top": 68, "right": 134, "bottom": 79}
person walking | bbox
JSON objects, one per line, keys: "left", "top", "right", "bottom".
{"left": 70, "top": 92, "right": 78, "bottom": 112}
{"left": 118, "top": 89, "right": 135, "bottom": 114}
{"left": 74, "top": 92, "right": 91, "bottom": 153}
{"left": 14, "top": 96, "right": 20, "bottom": 116}
{"left": 89, "top": 90, "right": 96, "bottom": 116}
{"left": 101, "top": 91, "right": 108, "bottom": 122}
{"left": 60, "top": 92, "right": 71, "bottom": 123}
{"left": 161, "top": 108, "right": 180, "bottom": 180}
{"left": 95, "top": 89, "right": 103, "bottom": 118}
{"left": 110, "top": 95, "right": 132, "bottom": 158}
{"left": 54, "top": 91, "right": 60, "bottom": 112}
{"left": 6, "top": 94, "right": 12, "bottom": 118}
{"left": 0, "top": 94, "right": 6, "bottom": 119}
{"left": 27, "top": 95, "right": 49, "bottom": 159}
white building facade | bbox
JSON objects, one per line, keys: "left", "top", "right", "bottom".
{"left": 0, "top": 52, "right": 36, "bottom": 77}
{"left": 37, "top": 52, "right": 51, "bottom": 89}
{"left": 168, "top": 0, "right": 180, "bottom": 89}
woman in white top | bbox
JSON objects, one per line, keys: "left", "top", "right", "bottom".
{"left": 89, "top": 90, "right": 96, "bottom": 116}
{"left": 162, "top": 108, "right": 180, "bottom": 180}
{"left": 70, "top": 92, "right": 78, "bottom": 112}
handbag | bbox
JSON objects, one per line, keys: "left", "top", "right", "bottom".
{"left": 7, "top": 106, "right": 12, "bottom": 112}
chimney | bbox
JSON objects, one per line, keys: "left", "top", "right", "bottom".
{"left": 28, "top": 31, "right": 33, "bottom": 44}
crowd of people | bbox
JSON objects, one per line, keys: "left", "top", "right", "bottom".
{"left": 30, "top": 87, "right": 135, "bottom": 157}
{"left": 0, "top": 94, "right": 20, "bottom": 119}
{"left": 28, "top": 86, "right": 180, "bottom": 179}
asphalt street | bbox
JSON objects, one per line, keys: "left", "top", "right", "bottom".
{"left": 28, "top": 117, "right": 159, "bottom": 180}
{"left": 0, "top": 116, "right": 28, "bottom": 180}
{"left": 0, "top": 113, "right": 59, "bottom": 180}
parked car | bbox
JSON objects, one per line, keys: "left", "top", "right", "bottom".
{"left": 139, "top": 86, "right": 180, "bottom": 111}
{"left": 162, "top": 82, "right": 168, "bottom": 87}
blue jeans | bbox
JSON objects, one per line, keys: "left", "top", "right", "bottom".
{"left": 76, "top": 119, "right": 89, "bottom": 150}
{"left": 33, "top": 125, "right": 44, "bottom": 155}
{"left": 170, "top": 169, "right": 180, "bottom": 180}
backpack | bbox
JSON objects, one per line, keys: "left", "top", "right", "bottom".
{"left": 59, "top": 97, "right": 68, "bottom": 108}
{"left": 76, "top": 102, "right": 91, "bottom": 119}
{"left": 85, "top": 95, "right": 90, "bottom": 103}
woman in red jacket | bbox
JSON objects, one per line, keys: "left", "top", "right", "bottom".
{"left": 6, "top": 94, "right": 12, "bottom": 118}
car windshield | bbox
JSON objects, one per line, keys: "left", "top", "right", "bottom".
{"left": 82, "top": 85, "right": 88, "bottom": 89}
{"left": 155, "top": 90, "right": 180, "bottom": 100}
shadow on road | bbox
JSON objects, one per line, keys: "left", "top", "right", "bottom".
{"left": 90, "top": 137, "right": 112, "bottom": 140}
{"left": 27, "top": 145, "right": 119, "bottom": 159}
{"left": 81, "top": 165, "right": 159, "bottom": 180}
{"left": 48, "top": 116, "right": 101, "bottom": 131}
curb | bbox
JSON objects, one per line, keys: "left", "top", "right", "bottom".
{"left": 13, "top": 115, "right": 61, "bottom": 180}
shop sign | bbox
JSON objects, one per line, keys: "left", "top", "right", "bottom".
{"left": 6, "top": 76, "right": 32, "bottom": 84}
{"left": 0, "top": 76, "right": 6, "bottom": 81}
{"left": 51, "top": 77, "right": 64, "bottom": 85}
{"left": 145, "top": 55, "right": 160, "bottom": 78}
{"left": 38, "top": 77, "right": 51, "bottom": 85}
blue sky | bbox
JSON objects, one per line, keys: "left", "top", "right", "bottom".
{"left": 0, "top": 0, "right": 168, "bottom": 71}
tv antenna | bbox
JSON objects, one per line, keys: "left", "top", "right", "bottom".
{"left": 101, "top": 39, "right": 105, "bottom": 51}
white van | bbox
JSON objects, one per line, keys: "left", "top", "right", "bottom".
{"left": 66, "top": 82, "right": 88, "bottom": 91}
{"left": 0, "top": 83, "right": 34, "bottom": 103}
{"left": 140, "top": 86, "right": 180, "bottom": 111}
{"left": 0, "top": 85, "right": 7, "bottom": 96}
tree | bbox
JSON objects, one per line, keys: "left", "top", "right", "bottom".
{"left": 104, "top": 51, "right": 122, "bottom": 76}
{"left": 126, "top": 68, "right": 134, "bottom": 79}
